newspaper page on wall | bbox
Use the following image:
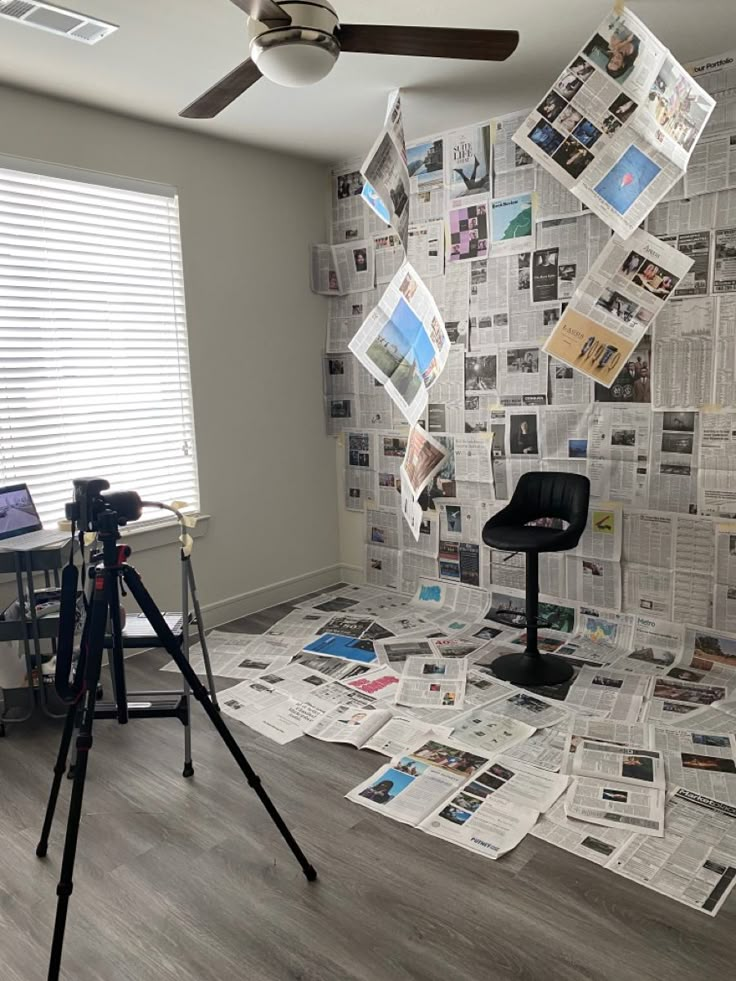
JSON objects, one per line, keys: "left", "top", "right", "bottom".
{"left": 512, "top": 7, "right": 714, "bottom": 238}
{"left": 349, "top": 261, "right": 450, "bottom": 426}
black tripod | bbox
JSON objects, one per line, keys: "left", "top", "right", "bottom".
{"left": 36, "top": 507, "right": 316, "bottom": 981}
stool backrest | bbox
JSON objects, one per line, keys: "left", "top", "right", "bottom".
{"left": 506, "top": 471, "right": 590, "bottom": 538}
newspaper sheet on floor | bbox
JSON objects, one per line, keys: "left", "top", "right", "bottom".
{"left": 218, "top": 679, "right": 327, "bottom": 745}
{"left": 531, "top": 796, "right": 633, "bottom": 866}
{"left": 349, "top": 260, "right": 450, "bottom": 426}
{"left": 395, "top": 657, "right": 467, "bottom": 711}
{"left": 512, "top": 7, "right": 714, "bottom": 237}
{"left": 447, "top": 703, "right": 535, "bottom": 755}
{"left": 360, "top": 90, "right": 410, "bottom": 248}
{"left": 419, "top": 756, "right": 568, "bottom": 860}
{"left": 346, "top": 736, "right": 490, "bottom": 826}
{"left": 159, "top": 629, "right": 295, "bottom": 678}
{"left": 564, "top": 665, "right": 653, "bottom": 721}
{"left": 565, "top": 740, "right": 666, "bottom": 835}
{"left": 544, "top": 231, "right": 691, "bottom": 386}
{"left": 643, "top": 676, "right": 729, "bottom": 725}
{"left": 653, "top": 727, "right": 736, "bottom": 805}
{"left": 489, "top": 689, "right": 571, "bottom": 729}
{"left": 610, "top": 787, "right": 736, "bottom": 915}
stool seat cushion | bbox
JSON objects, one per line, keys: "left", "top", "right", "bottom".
{"left": 482, "top": 472, "right": 591, "bottom": 555}
{"left": 482, "top": 524, "right": 574, "bottom": 553}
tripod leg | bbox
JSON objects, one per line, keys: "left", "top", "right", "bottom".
{"left": 106, "top": 572, "right": 129, "bottom": 725}
{"left": 123, "top": 564, "right": 317, "bottom": 882}
{"left": 36, "top": 703, "right": 78, "bottom": 857}
{"left": 47, "top": 577, "right": 108, "bottom": 981}
{"left": 180, "top": 552, "right": 193, "bottom": 779}
{"left": 187, "top": 557, "right": 219, "bottom": 709}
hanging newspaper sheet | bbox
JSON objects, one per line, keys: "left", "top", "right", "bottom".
{"left": 361, "top": 89, "right": 410, "bottom": 248}
{"left": 400, "top": 425, "right": 449, "bottom": 500}
{"left": 512, "top": 6, "right": 715, "bottom": 238}
{"left": 544, "top": 229, "right": 692, "bottom": 385}
{"left": 349, "top": 261, "right": 450, "bottom": 426}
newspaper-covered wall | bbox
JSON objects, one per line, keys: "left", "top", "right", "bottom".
{"left": 323, "top": 13, "right": 736, "bottom": 632}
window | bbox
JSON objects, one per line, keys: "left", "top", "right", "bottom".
{"left": 0, "top": 160, "right": 199, "bottom": 523}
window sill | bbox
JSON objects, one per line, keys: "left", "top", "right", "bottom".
{"left": 0, "top": 515, "right": 211, "bottom": 588}
{"left": 120, "top": 513, "right": 211, "bottom": 553}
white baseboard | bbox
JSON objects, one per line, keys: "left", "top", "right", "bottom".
{"left": 200, "top": 563, "right": 346, "bottom": 627}
{"left": 337, "top": 563, "right": 364, "bottom": 585}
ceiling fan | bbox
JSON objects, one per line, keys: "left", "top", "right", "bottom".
{"left": 180, "top": 0, "right": 519, "bottom": 119}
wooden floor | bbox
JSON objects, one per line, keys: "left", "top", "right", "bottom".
{"left": 1, "top": 589, "right": 734, "bottom": 981}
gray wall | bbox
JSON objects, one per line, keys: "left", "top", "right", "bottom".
{"left": 0, "top": 84, "right": 339, "bottom": 622}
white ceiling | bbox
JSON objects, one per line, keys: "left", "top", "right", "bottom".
{"left": 0, "top": 0, "right": 734, "bottom": 161}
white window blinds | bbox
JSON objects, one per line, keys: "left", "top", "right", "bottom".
{"left": 0, "top": 163, "right": 199, "bottom": 523}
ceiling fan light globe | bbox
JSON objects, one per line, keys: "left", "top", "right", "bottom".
{"left": 247, "top": 1, "right": 339, "bottom": 87}
{"left": 251, "top": 30, "right": 339, "bottom": 86}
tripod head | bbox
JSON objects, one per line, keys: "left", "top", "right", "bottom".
{"left": 66, "top": 477, "right": 143, "bottom": 533}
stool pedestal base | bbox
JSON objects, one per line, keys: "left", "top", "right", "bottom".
{"left": 491, "top": 651, "right": 574, "bottom": 687}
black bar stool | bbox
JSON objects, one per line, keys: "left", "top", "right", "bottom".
{"left": 482, "top": 472, "right": 590, "bottom": 687}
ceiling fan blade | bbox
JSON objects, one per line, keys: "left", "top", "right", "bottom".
{"left": 180, "top": 59, "right": 263, "bottom": 119}
{"left": 228, "top": 0, "right": 291, "bottom": 28}
{"left": 338, "top": 24, "right": 519, "bottom": 62}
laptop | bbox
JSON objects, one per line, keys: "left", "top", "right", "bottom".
{"left": 0, "top": 483, "right": 70, "bottom": 550}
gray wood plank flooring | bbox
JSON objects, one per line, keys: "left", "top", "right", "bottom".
{"left": 1, "top": 586, "right": 734, "bottom": 980}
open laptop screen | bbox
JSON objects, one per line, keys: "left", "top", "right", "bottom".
{"left": 0, "top": 483, "right": 43, "bottom": 540}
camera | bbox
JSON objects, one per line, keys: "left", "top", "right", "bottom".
{"left": 66, "top": 476, "right": 143, "bottom": 531}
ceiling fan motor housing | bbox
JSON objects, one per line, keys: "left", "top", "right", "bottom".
{"left": 248, "top": 0, "right": 340, "bottom": 87}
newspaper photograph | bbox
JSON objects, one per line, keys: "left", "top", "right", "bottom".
{"left": 346, "top": 736, "right": 489, "bottom": 826}
{"left": 444, "top": 123, "right": 492, "bottom": 200}
{"left": 611, "top": 787, "right": 736, "bottom": 915}
{"left": 490, "top": 193, "right": 536, "bottom": 258}
{"left": 361, "top": 90, "right": 410, "bottom": 247}
{"left": 513, "top": 7, "right": 714, "bottom": 237}
{"left": 683, "top": 625, "right": 736, "bottom": 675}
{"left": 407, "top": 134, "right": 444, "bottom": 192}
{"left": 447, "top": 196, "right": 490, "bottom": 264}
{"left": 349, "top": 261, "right": 450, "bottom": 426}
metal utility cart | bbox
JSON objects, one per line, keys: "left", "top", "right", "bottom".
{"left": 0, "top": 542, "right": 74, "bottom": 734}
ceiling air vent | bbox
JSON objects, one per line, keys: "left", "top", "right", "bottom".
{"left": 0, "top": 0, "right": 117, "bottom": 44}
